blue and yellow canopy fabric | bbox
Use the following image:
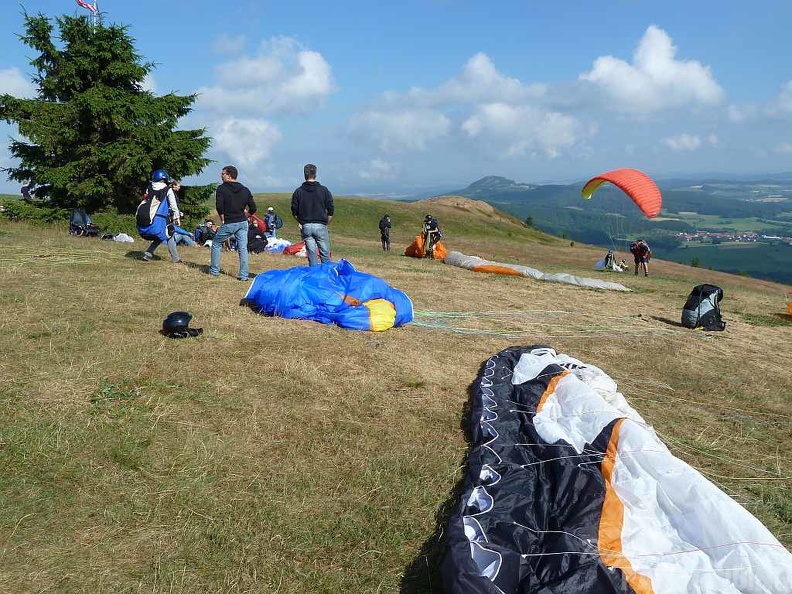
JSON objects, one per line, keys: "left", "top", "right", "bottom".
{"left": 442, "top": 345, "right": 792, "bottom": 593}
{"left": 243, "top": 259, "right": 413, "bottom": 331}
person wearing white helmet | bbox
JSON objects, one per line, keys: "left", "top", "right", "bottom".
{"left": 264, "top": 206, "right": 278, "bottom": 239}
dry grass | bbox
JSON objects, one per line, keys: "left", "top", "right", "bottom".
{"left": 0, "top": 213, "right": 789, "bottom": 593}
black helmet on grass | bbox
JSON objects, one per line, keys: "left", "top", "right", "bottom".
{"left": 162, "top": 311, "right": 203, "bottom": 339}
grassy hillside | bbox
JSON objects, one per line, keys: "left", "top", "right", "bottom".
{"left": 1, "top": 195, "right": 790, "bottom": 593}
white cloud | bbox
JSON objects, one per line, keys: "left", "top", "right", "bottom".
{"left": 405, "top": 53, "right": 546, "bottom": 107}
{"left": 663, "top": 133, "right": 702, "bottom": 151}
{"left": 349, "top": 109, "right": 451, "bottom": 152}
{"left": 195, "top": 37, "right": 335, "bottom": 116}
{"left": 766, "top": 80, "right": 792, "bottom": 117}
{"left": 0, "top": 68, "right": 36, "bottom": 98}
{"left": 727, "top": 81, "right": 792, "bottom": 124}
{"left": 212, "top": 34, "right": 246, "bottom": 56}
{"left": 142, "top": 73, "right": 156, "bottom": 93}
{"left": 580, "top": 25, "right": 725, "bottom": 113}
{"left": 210, "top": 117, "right": 282, "bottom": 168}
{"left": 462, "top": 103, "right": 588, "bottom": 157}
{"left": 358, "top": 158, "right": 397, "bottom": 180}
{"left": 348, "top": 52, "right": 585, "bottom": 158}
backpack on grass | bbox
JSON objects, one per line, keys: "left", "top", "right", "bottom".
{"left": 681, "top": 284, "right": 726, "bottom": 331}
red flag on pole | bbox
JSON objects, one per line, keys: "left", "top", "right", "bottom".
{"left": 76, "top": 0, "right": 97, "bottom": 13}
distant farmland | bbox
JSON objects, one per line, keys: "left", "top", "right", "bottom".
{"left": 661, "top": 241, "right": 792, "bottom": 284}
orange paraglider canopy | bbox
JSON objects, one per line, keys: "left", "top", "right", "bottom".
{"left": 581, "top": 168, "right": 662, "bottom": 219}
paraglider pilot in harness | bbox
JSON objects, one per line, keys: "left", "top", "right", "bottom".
{"left": 422, "top": 214, "right": 442, "bottom": 259}
{"left": 630, "top": 239, "right": 651, "bottom": 276}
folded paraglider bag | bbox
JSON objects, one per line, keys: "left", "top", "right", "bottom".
{"left": 681, "top": 284, "right": 726, "bottom": 331}
{"left": 248, "top": 237, "right": 269, "bottom": 254}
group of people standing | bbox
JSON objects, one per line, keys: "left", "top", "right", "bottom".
{"left": 141, "top": 163, "right": 335, "bottom": 279}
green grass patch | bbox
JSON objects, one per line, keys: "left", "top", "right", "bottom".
{"left": 742, "top": 313, "right": 792, "bottom": 327}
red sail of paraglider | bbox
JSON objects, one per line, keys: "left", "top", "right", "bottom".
{"left": 581, "top": 168, "right": 662, "bottom": 219}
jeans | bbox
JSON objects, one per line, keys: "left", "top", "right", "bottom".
{"left": 174, "top": 233, "right": 196, "bottom": 248}
{"left": 210, "top": 220, "right": 249, "bottom": 279}
{"left": 146, "top": 236, "right": 180, "bottom": 262}
{"left": 301, "top": 222, "right": 331, "bottom": 267}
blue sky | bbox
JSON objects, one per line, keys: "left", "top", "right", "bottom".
{"left": 1, "top": 0, "right": 791, "bottom": 195}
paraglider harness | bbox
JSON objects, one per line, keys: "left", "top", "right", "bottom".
{"left": 69, "top": 208, "right": 101, "bottom": 237}
{"left": 630, "top": 240, "right": 651, "bottom": 262}
{"left": 423, "top": 217, "right": 442, "bottom": 259}
{"left": 136, "top": 184, "right": 174, "bottom": 242}
{"left": 681, "top": 284, "right": 726, "bottom": 331}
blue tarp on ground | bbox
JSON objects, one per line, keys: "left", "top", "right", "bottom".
{"left": 243, "top": 259, "right": 413, "bottom": 331}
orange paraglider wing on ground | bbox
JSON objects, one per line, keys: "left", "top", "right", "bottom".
{"left": 582, "top": 168, "right": 662, "bottom": 219}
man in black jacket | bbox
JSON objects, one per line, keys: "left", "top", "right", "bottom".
{"left": 379, "top": 214, "right": 391, "bottom": 252}
{"left": 210, "top": 165, "right": 257, "bottom": 280}
{"left": 291, "top": 163, "right": 334, "bottom": 266}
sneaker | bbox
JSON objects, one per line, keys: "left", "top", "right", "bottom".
{"left": 237, "top": 277, "right": 250, "bottom": 282}
{"left": 143, "top": 252, "right": 153, "bottom": 261}
{"left": 172, "top": 259, "right": 183, "bottom": 264}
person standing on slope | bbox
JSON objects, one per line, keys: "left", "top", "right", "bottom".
{"left": 291, "top": 163, "right": 334, "bottom": 266}
{"left": 210, "top": 165, "right": 257, "bottom": 281}
{"left": 629, "top": 239, "right": 651, "bottom": 276}
{"left": 379, "top": 214, "right": 391, "bottom": 252}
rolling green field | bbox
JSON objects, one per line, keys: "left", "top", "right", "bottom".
{"left": 670, "top": 212, "right": 792, "bottom": 232}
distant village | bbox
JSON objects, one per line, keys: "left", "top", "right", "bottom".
{"left": 675, "top": 230, "right": 792, "bottom": 245}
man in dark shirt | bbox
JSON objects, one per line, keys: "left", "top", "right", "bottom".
{"left": 210, "top": 165, "right": 257, "bottom": 281}
{"left": 379, "top": 214, "right": 391, "bottom": 252}
{"left": 291, "top": 163, "right": 334, "bottom": 266}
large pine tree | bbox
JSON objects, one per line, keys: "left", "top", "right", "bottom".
{"left": 0, "top": 12, "right": 211, "bottom": 214}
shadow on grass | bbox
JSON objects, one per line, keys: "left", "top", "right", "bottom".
{"left": 123, "top": 250, "right": 257, "bottom": 281}
{"left": 125, "top": 249, "right": 150, "bottom": 261}
{"left": 399, "top": 364, "right": 482, "bottom": 593}
{"left": 650, "top": 315, "right": 685, "bottom": 328}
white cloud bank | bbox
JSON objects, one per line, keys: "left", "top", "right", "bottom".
{"left": 349, "top": 53, "right": 588, "bottom": 157}
{"left": 580, "top": 25, "right": 725, "bottom": 113}
{"left": 211, "top": 118, "right": 282, "bottom": 169}
{"left": 193, "top": 36, "right": 335, "bottom": 177}
{"left": 462, "top": 103, "right": 586, "bottom": 157}
{"left": 196, "top": 37, "right": 335, "bottom": 116}
{"left": 358, "top": 158, "right": 397, "bottom": 181}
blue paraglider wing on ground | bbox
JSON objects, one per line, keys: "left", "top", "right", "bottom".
{"left": 243, "top": 259, "right": 413, "bottom": 331}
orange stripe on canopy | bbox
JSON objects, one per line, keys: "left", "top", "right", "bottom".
{"left": 471, "top": 264, "right": 523, "bottom": 277}
{"left": 598, "top": 419, "right": 655, "bottom": 594}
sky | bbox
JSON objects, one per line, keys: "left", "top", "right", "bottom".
{"left": 1, "top": 0, "right": 791, "bottom": 196}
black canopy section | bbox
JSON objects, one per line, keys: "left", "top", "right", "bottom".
{"left": 441, "top": 345, "right": 636, "bottom": 594}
